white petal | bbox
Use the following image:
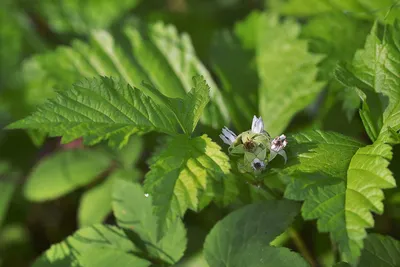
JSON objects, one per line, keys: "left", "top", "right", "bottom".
{"left": 251, "top": 116, "right": 264, "bottom": 133}
{"left": 251, "top": 158, "right": 266, "bottom": 170}
{"left": 271, "top": 134, "right": 287, "bottom": 152}
{"left": 220, "top": 134, "right": 233, "bottom": 145}
{"left": 221, "top": 127, "right": 237, "bottom": 143}
{"left": 223, "top": 127, "right": 237, "bottom": 140}
{"left": 251, "top": 116, "right": 258, "bottom": 132}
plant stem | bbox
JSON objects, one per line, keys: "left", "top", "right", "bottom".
{"left": 288, "top": 227, "right": 317, "bottom": 267}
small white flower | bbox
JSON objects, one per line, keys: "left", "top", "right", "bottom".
{"left": 251, "top": 116, "right": 264, "bottom": 134}
{"left": 220, "top": 126, "right": 237, "bottom": 145}
{"left": 251, "top": 158, "right": 266, "bottom": 171}
{"left": 269, "top": 134, "right": 288, "bottom": 163}
{"left": 144, "top": 193, "right": 149, "bottom": 198}
{"left": 271, "top": 134, "right": 287, "bottom": 151}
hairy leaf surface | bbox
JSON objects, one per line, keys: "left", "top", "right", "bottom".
{"left": 284, "top": 135, "right": 395, "bottom": 263}
{"left": 144, "top": 134, "right": 237, "bottom": 229}
{"left": 21, "top": 22, "right": 228, "bottom": 129}
{"left": 32, "top": 225, "right": 137, "bottom": 267}
{"left": 8, "top": 77, "right": 180, "bottom": 147}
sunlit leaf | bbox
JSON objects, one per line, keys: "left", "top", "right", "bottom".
{"left": 32, "top": 0, "right": 142, "bottom": 34}
{"left": 112, "top": 180, "right": 187, "bottom": 264}
{"left": 8, "top": 77, "right": 180, "bottom": 147}
{"left": 283, "top": 134, "right": 395, "bottom": 263}
{"left": 235, "top": 12, "right": 324, "bottom": 136}
{"left": 270, "top": 0, "right": 400, "bottom": 22}
{"left": 32, "top": 224, "right": 137, "bottom": 267}
{"left": 78, "top": 169, "right": 140, "bottom": 227}
{"left": 336, "top": 22, "right": 400, "bottom": 144}
{"left": 144, "top": 134, "right": 237, "bottom": 230}
{"left": 24, "top": 149, "right": 112, "bottom": 201}
{"left": 21, "top": 21, "right": 228, "bottom": 129}
{"left": 80, "top": 247, "right": 150, "bottom": 267}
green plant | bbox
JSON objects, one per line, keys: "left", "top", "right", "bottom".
{"left": 1, "top": 1, "right": 399, "bottom": 266}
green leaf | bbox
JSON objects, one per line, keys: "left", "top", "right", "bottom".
{"left": 282, "top": 131, "right": 363, "bottom": 179}
{"left": 294, "top": 141, "right": 395, "bottom": 264}
{"left": 256, "top": 13, "right": 324, "bottom": 136}
{"left": 32, "top": 0, "right": 142, "bottom": 34}
{"left": 235, "top": 246, "right": 310, "bottom": 267}
{"left": 112, "top": 179, "right": 187, "bottom": 264}
{"left": 144, "top": 134, "right": 236, "bottom": 229}
{"left": 276, "top": 131, "right": 397, "bottom": 263}
{"left": 32, "top": 224, "right": 137, "bottom": 267}
{"left": 300, "top": 13, "right": 370, "bottom": 122}
{"left": 168, "top": 76, "right": 211, "bottom": 134}
{"left": 203, "top": 200, "right": 308, "bottom": 267}
{"left": 210, "top": 30, "right": 258, "bottom": 131}
{"left": 80, "top": 247, "right": 150, "bottom": 267}
{"left": 24, "top": 149, "right": 111, "bottom": 201}
{"left": 0, "top": 162, "right": 18, "bottom": 227}
{"left": 78, "top": 168, "right": 140, "bottom": 227}
{"left": 8, "top": 77, "right": 179, "bottom": 147}
{"left": 113, "top": 135, "right": 143, "bottom": 169}
{"left": 0, "top": 8, "right": 23, "bottom": 88}
{"left": 112, "top": 180, "right": 158, "bottom": 241}
{"left": 126, "top": 21, "right": 229, "bottom": 127}
{"left": 358, "top": 234, "right": 400, "bottom": 267}
{"left": 270, "top": 0, "right": 400, "bottom": 22}
{"left": 335, "top": 22, "right": 400, "bottom": 144}
{"left": 21, "top": 21, "right": 228, "bottom": 129}
{"left": 347, "top": 142, "right": 396, "bottom": 214}
{"left": 233, "top": 11, "right": 324, "bottom": 135}
{"left": 301, "top": 13, "right": 371, "bottom": 81}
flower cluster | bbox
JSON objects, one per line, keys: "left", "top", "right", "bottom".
{"left": 220, "top": 116, "right": 287, "bottom": 174}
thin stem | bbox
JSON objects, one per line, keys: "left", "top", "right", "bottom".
{"left": 288, "top": 227, "right": 317, "bottom": 267}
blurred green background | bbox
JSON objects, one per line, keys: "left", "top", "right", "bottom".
{"left": 0, "top": 0, "right": 399, "bottom": 266}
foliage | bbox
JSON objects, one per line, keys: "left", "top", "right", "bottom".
{"left": 1, "top": 1, "right": 399, "bottom": 267}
